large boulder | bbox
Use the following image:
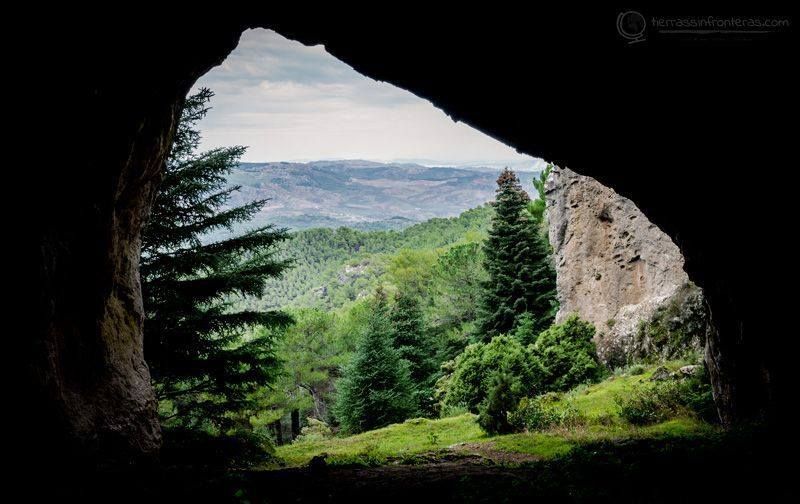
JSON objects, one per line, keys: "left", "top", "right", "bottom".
{"left": 546, "top": 166, "right": 706, "bottom": 366}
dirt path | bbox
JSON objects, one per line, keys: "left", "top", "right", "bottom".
{"left": 447, "top": 441, "right": 543, "bottom": 465}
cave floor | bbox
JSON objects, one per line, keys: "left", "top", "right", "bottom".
{"left": 125, "top": 427, "right": 789, "bottom": 503}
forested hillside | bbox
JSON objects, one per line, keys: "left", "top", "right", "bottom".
{"left": 242, "top": 205, "right": 493, "bottom": 311}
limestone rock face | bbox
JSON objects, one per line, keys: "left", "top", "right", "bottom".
{"left": 546, "top": 166, "right": 702, "bottom": 365}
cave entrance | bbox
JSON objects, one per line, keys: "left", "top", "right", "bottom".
{"left": 154, "top": 27, "right": 558, "bottom": 455}
{"left": 146, "top": 27, "right": 718, "bottom": 467}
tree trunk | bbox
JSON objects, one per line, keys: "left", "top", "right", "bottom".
{"left": 272, "top": 419, "right": 283, "bottom": 445}
{"left": 291, "top": 409, "right": 301, "bottom": 440}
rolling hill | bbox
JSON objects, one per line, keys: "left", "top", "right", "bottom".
{"left": 227, "top": 160, "right": 536, "bottom": 230}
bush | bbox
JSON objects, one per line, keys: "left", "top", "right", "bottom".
{"left": 616, "top": 382, "right": 678, "bottom": 425}
{"left": 678, "top": 370, "right": 718, "bottom": 423}
{"left": 295, "top": 418, "right": 333, "bottom": 443}
{"left": 533, "top": 314, "right": 605, "bottom": 392}
{"left": 509, "top": 395, "right": 586, "bottom": 432}
{"left": 439, "top": 403, "right": 470, "bottom": 418}
{"left": 628, "top": 364, "right": 647, "bottom": 376}
{"left": 477, "top": 371, "right": 523, "bottom": 434}
{"left": 438, "top": 335, "right": 543, "bottom": 412}
{"left": 616, "top": 371, "right": 717, "bottom": 425}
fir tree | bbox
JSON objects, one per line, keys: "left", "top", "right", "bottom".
{"left": 391, "top": 293, "right": 437, "bottom": 413}
{"left": 477, "top": 168, "right": 557, "bottom": 341}
{"left": 477, "top": 370, "right": 521, "bottom": 435}
{"left": 141, "top": 89, "right": 292, "bottom": 431}
{"left": 334, "top": 289, "right": 415, "bottom": 433}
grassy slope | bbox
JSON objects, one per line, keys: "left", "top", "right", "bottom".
{"left": 276, "top": 414, "right": 487, "bottom": 467}
{"left": 275, "top": 364, "right": 717, "bottom": 467}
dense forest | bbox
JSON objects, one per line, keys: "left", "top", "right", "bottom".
{"left": 242, "top": 204, "right": 493, "bottom": 311}
{"left": 143, "top": 90, "right": 716, "bottom": 470}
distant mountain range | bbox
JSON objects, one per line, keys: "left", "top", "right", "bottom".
{"left": 227, "top": 160, "right": 537, "bottom": 231}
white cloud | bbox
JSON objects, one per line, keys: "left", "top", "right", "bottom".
{"left": 193, "top": 29, "right": 539, "bottom": 167}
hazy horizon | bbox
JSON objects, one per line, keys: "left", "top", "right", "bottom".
{"left": 193, "top": 29, "right": 544, "bottom": 168}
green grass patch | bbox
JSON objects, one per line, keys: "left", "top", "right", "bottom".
{"left": 275, "top": 364, "right": 716, "bottom": 468}
{"left": 555, "top": 361, "right": 692, "bottom": 419}
{"left": 491, "top": 432, "right": 574, "bottom": 459}
{"left": 485, "top": 417, "right": 714, "bottom": 461}
{"left": 275, "top": 413, "right": 485, "bottom": 467}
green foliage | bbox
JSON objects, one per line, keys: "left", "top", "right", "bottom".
{"left": 628, "top": 364, "right": 647, "bottom": 375}
{"left": 616, "top": 381, "right": 685, "bottom": 425}
{"left": 387, "top": 249, "right": 438, "bottom": 300}
{"left": 511, "top": 312, "right": 539, "bottom": 346}
{"left": 429, "top": 242, "right": 486, "bottom": 329}
{"left": 390, "top": 293, "right": 438, "bottom": 413}
{"left": 141, "top": 89, "right": 291, "bottom": 433}
{"left": 477, "top": 169, "right": 557, "bottom": 341}
{"left": 250, "top": 308, "right": 353, "bottom": 433}
{"left": 439, "top": 336, "right": 543, "bottom": 413}
{"left": 477, "top": 371, "right": 523, "bottom": 434}
{"left": 526, "top": 163, "right": 552, "bottom": 230}
{"left": 333, "top": 291, "right": 416, "bottom": 433}
{"left": 295, "top": 417, "right": 333, "bottom": 443}
{"left": 533, "top": 314, "right": 605, "bottom": 393}
{"left": 277, "top": 364, "right": 717, "bottom": 469}
{"left": 632, "top": 282, "right": 708, "bottom": 365}
{"left": 276, "top": 414, "right": 485, "bottom": 467}
{"left": 615, "top": 373, "right": 716, "bottom": 425}
{"left": 509, "top": 395, "right": 585, "bottom": 432}
{"left": 248, "top": 205, "right": 493, "bottom": 311}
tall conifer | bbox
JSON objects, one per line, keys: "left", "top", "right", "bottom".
{"left": 391, "top": 293, "right": 437, "bottom": 412}
{"left": 477, "top": 168, "right": 557, "bottom": 341}
{"left": 334, "top": 290, "right": 415, "bottom": 433}
{"left": 141, "top": 89, "right": 292, "bottom": 430}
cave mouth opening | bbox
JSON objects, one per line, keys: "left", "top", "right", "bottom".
{"left": 143, "top": 26, "right": 718, "bottom": 470}
{"left": 154, "top": 27, "right": 554, "bottom": 458}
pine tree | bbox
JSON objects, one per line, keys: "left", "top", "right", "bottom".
{"left": 390, "top": 293, "right": 437, "bottom": 413}
{"left": 334, "top": 289, "right": 415, "bottom": 433}
{"left": 477, "top": 168, "right": 557, "bottom": 341}
{"left": 141, "top": 89, "right": 292, "bottom": 431}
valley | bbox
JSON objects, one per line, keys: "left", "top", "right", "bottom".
{"left": 227, "top": 160, "right": 536, "bottom": 230}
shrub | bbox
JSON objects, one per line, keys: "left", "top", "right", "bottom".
{"left": 615, "top": 371, "right": 717, "bottom": 425}
{"left": 509, "top": 395, "right": 586, "bottom": 432}
{"left": 439, "top": 335, "right": 543, "bottom": 412}
{"left": 633, "top": 282, "right": 707, "bottom": 362}
{"left": 533, "top": 314, "right": 605, "bottom": 392}
{"left": 439, "top": 403, "right": 470, "bottom": 418}
{"left": 678, "top": 371, "right": 718, "bottom": 423}
{"left": 295, "top": 418, "right": 333, "bottom": 443}
{"left": 616, "top": 382, "right": 678, "bottom": 425}
{"left": 477, "top": 371, "right": 523, "bottom": 434}
{"left": 628, "top": 364, "right": 647, "bottom": 376}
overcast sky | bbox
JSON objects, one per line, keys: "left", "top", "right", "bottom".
{"left": 192, "top": 29, "right": 542, "bottom": 168}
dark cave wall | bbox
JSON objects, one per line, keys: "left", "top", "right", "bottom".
{"left": 25, "top": 22, "right": 247, "bottom": 464}
{"left": 23, "top": 10, "right": 790, "bottom": 462}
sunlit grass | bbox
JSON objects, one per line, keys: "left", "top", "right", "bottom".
{"left": 274, "top": 363, "right": 717, "bottom": 468}
{"left": 555, "top": 360, "right": 692, "bottom": 419}
{"left": 490, "top": 417, "right": 715, "bottom": 460}
{"left": 275, "top": 413, "right": 485, "bottom": 467}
